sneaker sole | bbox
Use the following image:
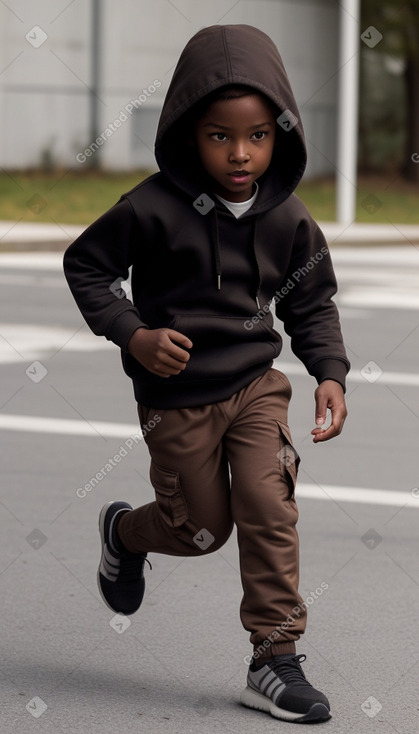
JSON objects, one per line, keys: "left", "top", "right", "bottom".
{"left": 97, "top": 501, "right": 126, "bottom": 614}
{"left": 240, "top": 686, "right": 331, "bottom": 723}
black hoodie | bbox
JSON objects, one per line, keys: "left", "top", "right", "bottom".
{"left": 63, "top": 24, "right": 350, "bottom": 409}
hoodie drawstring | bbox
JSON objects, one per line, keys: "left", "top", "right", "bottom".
{"left": 210, "top": 207, "right": 222, "bottom": 291}
{"left": 252, "top": 216, "right": 262, "bottom": 309}
{"left": 210, "top": 205, "right": 262, "bottom": 309}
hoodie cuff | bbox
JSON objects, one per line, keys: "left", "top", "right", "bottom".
{"left": 106, "top": 310, "right": 149, "bottom": 351}
{"left": 309, "top": 358, "right": 349, "bottom": 393}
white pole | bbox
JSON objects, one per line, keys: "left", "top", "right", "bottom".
{"left": 336, "top": 0, "right": 360, "bottom": 224}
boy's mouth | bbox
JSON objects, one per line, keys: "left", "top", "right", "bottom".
{"left": 228, "top": 170, "right": 251, "bottom": 182}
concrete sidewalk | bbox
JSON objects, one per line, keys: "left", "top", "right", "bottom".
{"left": 1, "top": 219, "right": 419, "bottom": 251}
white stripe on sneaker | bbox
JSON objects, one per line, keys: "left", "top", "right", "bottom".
{"left": 269, "top": 681, "right": 286, "bottom": 703}
{"left": 100, "top": 545, "right": 120, "bottom": 581}
{"left": 248, "top": 665, "right": 286, "bottom": 701}
{"left": 249, "top": 667, "right": 275, "bottom": 691}
{"left": 265, "top": 677, "right": 285, "bottom": 699}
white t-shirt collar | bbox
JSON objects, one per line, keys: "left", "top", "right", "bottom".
{"left": 214, "top": 182, "right": 259, "bottom": 218}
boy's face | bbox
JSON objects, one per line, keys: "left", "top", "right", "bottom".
{"left": 194, "top": 93, "right": 276, "bottom": 203}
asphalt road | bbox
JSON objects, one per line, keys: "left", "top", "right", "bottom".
{"left": 0, "top": 246, "right": 418, "bottom": 734}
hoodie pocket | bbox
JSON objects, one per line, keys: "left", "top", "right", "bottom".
{"left": 150, "top": 461, "right": 189, "bottom": 527}
{"left": 275, "top": 420, "right": 300, "bottom": 500}
{"left": 169, "top": 312, "right": 282, "bottom": 381}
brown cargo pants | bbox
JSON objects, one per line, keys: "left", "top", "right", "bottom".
{"left": 118, "top": 367, "right": 307, "bottom": 662}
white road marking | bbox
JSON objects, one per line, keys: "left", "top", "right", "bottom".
{"left": 0, "top": 252, "right": 66, "bottom": 270}
{"left": 335, "top": 308, "right": 372, "bottom": 319}
{"left": 0, "top": 412, "right": 417, "bottom": 509}
{"left": 0, "top": 324, "right": 416, "bottom": 387}
{"left": 275, "top": 362, "right": 419, "bottom": 386}
{"left": 334, "top": 267, "right": 419, "bottom": 285}
{"left": 0, "top": 223, "right": 83, "bottom": 246}
{"left": 3, "top": 263, "right": 419, "bottom": 311}
{"left": 0, "top": 324, "right": 113, "bottom": 364}
{"left": 330, "top": 245, "right": 419, "bottom": 265}
{"left": 338, "top": 289, "right": 419, "bottom": 310}
{"left": 331, "top": 247, "right": 419, "bottom": 310}
{"left": 0, "top": 413, "right": 140, "bottom": 438}
{"left": 319, "top": 224, "right": 419, "bottom": 246}
{"left": 2, "top": 245, "right": 419, "bottom": 270}
{"left": 3, "top": 249, "right": 419, "bottom": 316}
{"left": 296, "top": 483, "right": 418, "bottom": 508}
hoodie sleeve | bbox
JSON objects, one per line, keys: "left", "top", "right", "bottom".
{"left": 63, "top": 198, "right": 148, "bottom": 350}
{"left": 275, "top": 216, "right": 350, "bottom": 391}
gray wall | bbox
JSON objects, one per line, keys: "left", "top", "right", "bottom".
{"left": 0, "top": 0, "right": 339, "bottom": 177}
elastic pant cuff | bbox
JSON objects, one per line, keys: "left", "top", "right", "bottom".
{"left": 253, "top": 641, "right": 297, "bottom": 665}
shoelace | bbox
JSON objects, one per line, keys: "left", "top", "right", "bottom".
{"left": 119, "top": 554, "right": 152, "bottom": 583}
{"left": 269, "top": 654, "right": 308, "bottom": 687}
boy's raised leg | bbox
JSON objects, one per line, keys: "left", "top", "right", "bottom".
{"left": 97, "top": 500, "right": 151, "bottom": 615}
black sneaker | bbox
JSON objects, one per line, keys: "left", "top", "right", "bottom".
{"left": 240, "top": 653, "right": 331, "bottom": 723}
{"left": 97, "top": 501, "right": 151, "bottom": 615}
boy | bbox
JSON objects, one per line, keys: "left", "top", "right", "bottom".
{"left": 64, "top": 24, "right": 349, "bottom": 724}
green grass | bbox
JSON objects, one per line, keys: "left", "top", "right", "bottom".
{"left": 296, "top": 174, "right": 419, "bottom": 224}
{"left": 1, "top": 169, "right": 418, "bottom": 225}
{"left": 0, "top": 170, "right": 151, "bottom": 226}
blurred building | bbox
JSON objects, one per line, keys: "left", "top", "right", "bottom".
{"left": 0, "top": 0, "right": 339, "bottom": 177}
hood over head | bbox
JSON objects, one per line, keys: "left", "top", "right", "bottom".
{"left": 155, "top": 24, "right": 307, "bottom": 213}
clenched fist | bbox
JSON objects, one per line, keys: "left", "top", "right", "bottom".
{"left": 127, "top": 327, "right": 193, "bottom": 378}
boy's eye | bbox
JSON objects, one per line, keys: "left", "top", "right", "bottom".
{"left": 209, "top": 130, "right": 268, "bottom": 142}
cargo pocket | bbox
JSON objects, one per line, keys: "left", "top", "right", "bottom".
{"left": 150, "top": 461, "right": 189, "bottom": 528}
{"left": 275, "top": 420, "right": 300, "bottom": 500}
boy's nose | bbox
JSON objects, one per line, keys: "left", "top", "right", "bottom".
{"left": 229, "top": 143, "right": 250, "bottom": 163}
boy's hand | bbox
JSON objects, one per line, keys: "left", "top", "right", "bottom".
{"left": 311, "top": 379, "right": 347, "bottom": 443}
{"left": 127, "top": 327, "right": 193, "bottom": 378}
